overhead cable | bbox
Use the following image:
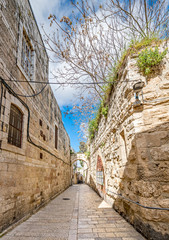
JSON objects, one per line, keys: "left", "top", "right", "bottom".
{"left": 1, "top": 77, "right": 142, "bottom": 85}
{"left": 11, "top": 83, "right": 48, "bottom": 98}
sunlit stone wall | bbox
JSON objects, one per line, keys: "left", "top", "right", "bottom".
{"left": 0, "top": 0, "right": 71, "bottom": 233}
{"left": 89, "top": 41, "right": 169, "bottom": 240}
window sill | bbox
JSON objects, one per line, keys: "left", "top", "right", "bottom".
{"left": 1, "top": 141, "right": 26, "bottom": 156}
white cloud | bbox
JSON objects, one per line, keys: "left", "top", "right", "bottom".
{"left": 29, "top": 0, "right": 78, "bottom": 107}
{"left": 29, "top": 0, "right": 61, "bottom": 24}
{"left": 51, "top": 85, "right": 77, "bottom": 108}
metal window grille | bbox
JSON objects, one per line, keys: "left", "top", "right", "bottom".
{"left": 8, "top": 105, "right": 23, "bottom": 148}
{"left": 21, "top": 31, "right": 33, "bottom": 79}
{"left": 96, "top": 171, "right": 104, "bottom": 185}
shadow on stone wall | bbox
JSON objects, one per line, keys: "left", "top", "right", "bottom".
{"left": 89, "top": 175, "right": 101, "bottom": 197}
{"left": 111, "top": 121, "right": 169, "bottom": 240}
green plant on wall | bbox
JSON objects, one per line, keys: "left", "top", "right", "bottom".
{"left": 101, "top": 105, "right": 108, "bottom": 117}
{"left": 137, "top": 47, "right": 167, "bottom": 76}
{"left": 85, "top": 151, "right": 90, "bottom": 159}
{"left": 88, "top": 100, "right": 109, "bottom": 140}
{"left": 88, "top": 38, "right": 167, "bottom": 141}
{"left": 88, "top": 118, "right": 98, "bottom": 140}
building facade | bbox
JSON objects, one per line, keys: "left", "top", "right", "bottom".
{"left": 0, "top": 0, "right": 71, "bottom": 233}
{"left": 89, "top": 42, "right": 169, "bottom": 240}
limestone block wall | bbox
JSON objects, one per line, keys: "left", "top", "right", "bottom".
{"left": 0, "top": 0, "right": 71, "bottom": 233}
{"left": 89, "top": 41, "right": 169, "bottom": 240}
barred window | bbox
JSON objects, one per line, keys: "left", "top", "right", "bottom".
{"left": 8, "top": 105, "right": 23, "bottom": 148}
{"left": 21, "top": 30, "right": 33, "bottom": 79}
{"left": 96, "top": 171, "right": 104, "bottom": 185}
{"left": 96, "top": 156, "right": 104, "bottom": 186}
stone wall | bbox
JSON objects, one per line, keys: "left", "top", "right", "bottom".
{"left": 0, "top": 0, "right": 71, "bottom": 233}
{"left": 89, "top": 41, "right": 169, "bottom": 240}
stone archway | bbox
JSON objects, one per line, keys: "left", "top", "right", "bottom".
{"left": 71, "top": 153, "right": 89, "bottom": 167}
{"left": 71, "top": 153, "right": 89, "bottom": 184}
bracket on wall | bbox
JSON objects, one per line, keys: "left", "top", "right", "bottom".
{"left": 133, "top": 81, "right": 145, "bottom": 107}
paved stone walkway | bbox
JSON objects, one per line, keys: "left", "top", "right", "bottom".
{"left": 1, "top": 184, "right": 146, "bottom": 240}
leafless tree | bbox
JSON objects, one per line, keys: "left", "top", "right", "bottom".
{"left": 44, "top": 0, "right": 169, "bottom": 125}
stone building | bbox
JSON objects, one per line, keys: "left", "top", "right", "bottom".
{"left": 89, "top": 42, "right": 169, "bottom": 239}
{"left": 0, "top": 0, "right": 71, "bottom": 233}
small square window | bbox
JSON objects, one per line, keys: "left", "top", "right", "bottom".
{"left": 2, "top": 106, "right": 5, "bottom": 115}
{"left": 39, "top": 119, "right": 42, "bottom": 126}
{"left": 40, "top": 130, "right": 43, "bottom": 137}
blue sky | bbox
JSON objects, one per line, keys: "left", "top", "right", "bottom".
{"left": 29, "top": 0, "right": 83, "bottom": 152}
{"left": 61, "top": 107, "right": 81, "bottom": 152}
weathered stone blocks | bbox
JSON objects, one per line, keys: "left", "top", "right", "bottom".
{"left": 0, "top": 0, "right": 71, "bottom": 233}
{"left": 89, "top": 42, "right": 169, "bottom": 239}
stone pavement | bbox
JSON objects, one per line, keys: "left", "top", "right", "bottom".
{"left": 1, "top": 184, "right": 146, "bottom": 240}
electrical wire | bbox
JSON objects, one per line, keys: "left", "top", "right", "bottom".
{"left": 106, "top": 189, "right": 169, "bottom": 211}
{"left": 10, "top": 82, "right": 48, "bottom": 98}
{"left": 0, "top": 76, "right": 70, "bottom": 166}
{"left": 1, "top": 77, "right": 142, "bottom": 85}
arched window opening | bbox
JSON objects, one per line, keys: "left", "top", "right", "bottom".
{"left": 8, "top": 104, "right": 23, "bottom": 148}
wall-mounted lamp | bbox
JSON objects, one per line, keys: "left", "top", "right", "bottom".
{"left": 133, "top": 81, "right": 145, "bottom": 107}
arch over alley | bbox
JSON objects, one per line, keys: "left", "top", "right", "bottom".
{"left": 71, "top": 153, "right": 90, "bottom": 184}
{"left": 71, "top": 153, "right": 89, "bottom": 167}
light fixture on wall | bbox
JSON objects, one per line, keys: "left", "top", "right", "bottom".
{"left": 133, "top": 81, "right": 145, "bottom": 107}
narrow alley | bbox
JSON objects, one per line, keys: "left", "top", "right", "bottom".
{"left": 1, "top": 185, "right": 146, "bottom": 240}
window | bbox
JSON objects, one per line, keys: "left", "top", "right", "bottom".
{"left": 21, "top": 30, "right": 33, "bottom": 79}
{"left": 8, "top": 105, "right": 23, "bottom": 148}
{"left": 43, "top": 135, "right": 46, "bottom": 141}
{"left": 2, "top": 106, "right": 5, "bottom": 115}
{"left": 96, "top": 156, "right": 104, "bottom": 186}
{"left": 55, "top": 125, "right": 58, "bottom": 149}
{"left": 17, "top": 26, "right": 36, "bottom": 85}
{"left": 96, "top": 171, "right": 104, "bottom": 185}
{"left": 39, "top": 119, "right": 42, "bottom": 126}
